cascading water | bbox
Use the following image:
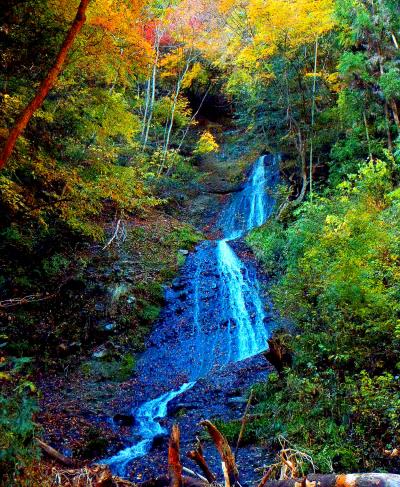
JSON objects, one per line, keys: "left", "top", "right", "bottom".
{"left": 103, "top": 154, "right": 279, "bottom": 476}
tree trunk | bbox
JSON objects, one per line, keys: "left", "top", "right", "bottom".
{"left": 200, "top": 420, "right": 239, "bottom": 487}
{"left": 159, "top": 57, "right": 192, "bottom": 174}
{"left": 391, "top": 99, "right": 400, "bottom": 130}
{"left": 143, "top": 32, "right": 161, "bottom": 151}
{"left": 0, "top": 0, "right": 90, "bottom": 170}
{"left": 177, "top": 84, "right": 212, "bottom": 152}
{"left": 169, "top": 424, "right": 183, "bottom": 487}
{"left": 36, "top": 438, "right": 77, "bottom": 467}
{"left": 141, "top": 76, "right": 151, "bottom": 140}
{"left": 309, "top": 37, "right": 318, "bottom": 201}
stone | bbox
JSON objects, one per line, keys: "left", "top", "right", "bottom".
{"left": 151, "top": 433, "right": 169, "bottom": 450}
{"left": 171, "top": 279, "right": 186, "bottom": 291}
{"left": 178, "top": 249, "right": 189, "bottom": 256}
{"left": 227, "top": 397, "right": 247, "bottom": 407}
{"left": 178, "top": 291, "right": 189, "bottom": 301}
{"left": 113, "top": 413, "right": 135, "bottom": 427}
{"left": 92, "top": 347, "right": 107, "bottom": 359}
{"left": 167, "top": 401, "right": 200, "bottom": 416}
{"left": 103, "top": 322, "right": 116, "bottom": 332}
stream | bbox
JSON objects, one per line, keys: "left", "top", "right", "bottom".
{"left": 103, "top": 154, "right": 279, "bottom": 477}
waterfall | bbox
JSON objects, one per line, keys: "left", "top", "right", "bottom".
{"left": 103, "top": 154, "right": 279, "bottom": 475}
{"left": 217, "top": 239, "right": 268, "bottom": 361}
{"left": 103, "top": 382, "right": 194, "bottom": 475}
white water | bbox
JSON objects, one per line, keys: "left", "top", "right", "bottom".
{"left": 103, "top": 155, "right": 278, "bottom": 475}
{"left": 103, "top": 382, "right": 195, "bottom": 475}
{"left": 217, "top": 239, "right": 268, "bottom": 362}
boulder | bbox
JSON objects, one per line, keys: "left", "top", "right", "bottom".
{"left": 113, "top": 413, "right": 135, "bottom": 427}
{"left": 151, "top": 432, "right": 169, "bottom": 450}
{"left": 227, "top": 397, "right": 247, "bottom": 408}
{"left": 167, "top": 400, "right": 200, "bottom": 416}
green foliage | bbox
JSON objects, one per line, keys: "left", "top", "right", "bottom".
{"left": 81, "top": 353, "right": 136, "bottom": 382}
{"left": 0, "top": 358, "right": 39, "bottom": 485}
{"left": 247, "top": 157, "right": 400, "bottom": 471}
{"left": 165, "top": 224, "right": 203, "bottom": 249}
{"left": 379, "top": 67, "right": 400, "bottom": 101}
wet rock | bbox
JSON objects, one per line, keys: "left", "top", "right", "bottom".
{"left": 92, "top": 347, "right": 108, "bottom": 359}
{"left": 151, "top": 433, "right": 169, "bottom": 450}
{"left": 175, "top": 306, "right": 185, "bottom": 315}
{"left": 178, "top": 249, "right": 189, "bottom": 256}
{"left": 101, "top": 322, "right": 116, "bottom": 332}
{"left": 167, "top": 401, "right": 200, "bottom": 416}
{"left": 178, "top": 291, "right": 189, "bottom": 301}
{"left": 113, "top": 413, "right": 135, "bottom": 427}
{"left": 227, "top": 397, "right": 247, "bottom": 408}
{"left": 171, "top": 279, "right": 186, "bottom": 291}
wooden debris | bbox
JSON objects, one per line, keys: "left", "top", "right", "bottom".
{"left": 36, "top": 438, "right": 76, "bottom": 467}
{"left": 169, "top": 424, "right": 183, "bottom": 487}
{"left": 200, "top": 420, "right": 239, "bottom": 487}
{"left": 234, "top": 390, "right": 254, "bottom": 460}
{"left": 263, "top": 337, "right": 292, "bottom": 376}
{"left": 187, "top": 438, "right": 217, "bottom": 483}
{"left": 264, "top": 474, "right": 400, "bottom": 487}
{"left": 182, "top": 467, "right": 208, "bottom": 483}
{"left": 0, "top": 292, "right": 57, "bottom": 308}
{"left": 258, "top": 468, "right": 274, "bottom": 487}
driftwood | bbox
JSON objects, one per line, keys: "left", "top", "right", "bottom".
{"left": 36, "top": 438, "right": 76, "bottom": 467}
{"left": 263, "top": 337, "right": 292, "bottom": 376}
{"left": 187, "top": 439, "right": 217, "bottom": 483}
{"left": 263, "top": 474, "right": 400, "bottom": 487}
{"left": 200, "top": 420, "right": 239, "bottom": 487}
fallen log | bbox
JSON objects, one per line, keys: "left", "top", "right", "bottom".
{"left": 36, "top": 438, "right": 76, "bottom": 467}
{"left": 263, "top": 474, "right": 400, "bottom": 487}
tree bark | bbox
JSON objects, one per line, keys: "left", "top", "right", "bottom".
{"left": 0, "top": 0, "right": 90, "bottom": 170}
{"left": 143, "top": 29, "right": 161, "bottom": 151}
{"left": 159, "top": 58, "right": 192, "bottom": 174}
{"left": 200, "top": 420, "right": 239, "bottom": 487}
{"left": 187, "top": 442, "right": 216, "bottom": 483}
{"left": 169, "top": 424, "right": 183, "bottom": 487}
{"left": 309, "top": 37, "right": 318, "bottom": 201}
{"left": 36, "top": 438, "right": 76, "bottom": 467}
